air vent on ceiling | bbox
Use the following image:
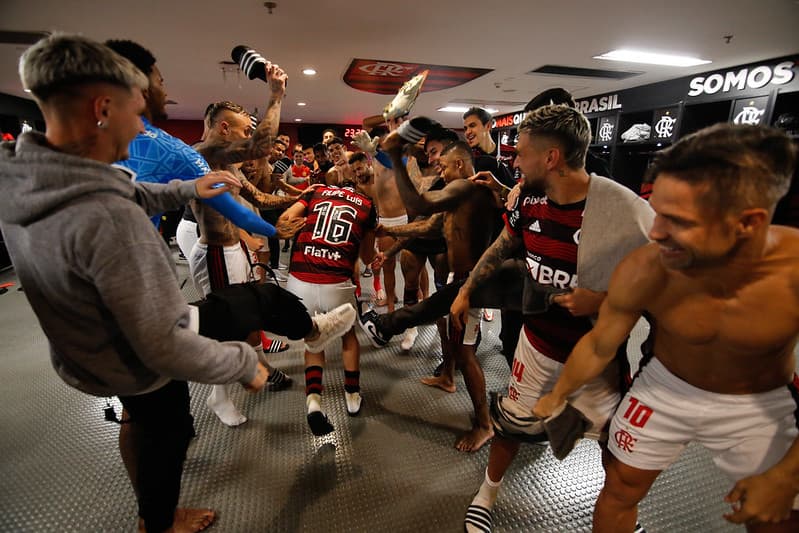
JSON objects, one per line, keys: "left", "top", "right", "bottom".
{"left": 528, "top": 65, "right": 642, "bottom": 80}
{"left": 0, "top": 31, "right": 51, "bottom": 45}
{"left": 456, "top": 98, "right": 528, "bottom": 107}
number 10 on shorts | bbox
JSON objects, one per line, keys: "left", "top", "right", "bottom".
{"left": 622, "top": 396, "right": 653, "bottom": 428}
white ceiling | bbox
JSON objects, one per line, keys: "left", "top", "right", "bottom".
{"left": 2, "top": 0, "right": 798, "bottom": 128}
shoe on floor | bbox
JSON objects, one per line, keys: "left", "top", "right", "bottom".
{"left": 400, "top": 327, "right": 418, "bottom": 351}
{"left": 262, "top": 336, "right": 289, "bottom": 353}
{"left": 266, "top": 368, "right": 293, "bottom": 391}
{"left": 345, "top": 391, "right": 362, "bottom": 416}
{"left": 305, "top": 303, "right": 357, "bottom": 353}
{"left": 464, "top": 503, "right": 492, "bottom": 532}
{"left": 307, "top": 411, "right": 334, "bottom": 436}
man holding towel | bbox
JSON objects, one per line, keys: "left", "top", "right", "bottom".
{"left": 456, "top": 104, "right": 654, "bottom": 533}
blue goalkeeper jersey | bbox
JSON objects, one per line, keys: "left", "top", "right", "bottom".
{"left": 116, "top": 117, "right": 276, "bottom": 236}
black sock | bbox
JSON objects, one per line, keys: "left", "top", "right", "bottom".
{"left": 344, "top": 370, "right": 360, "bottom": 393}
{"left": 305, "top": 366, "right": 324, "bottom": 396}
{"left": 403, "top": 289, "right": 418, "bottom": 308}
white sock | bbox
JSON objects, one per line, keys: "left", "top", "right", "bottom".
{"left": 306, "top": 393, "right": 322, "bottom": 414}
{"left": 471, "top": 468, "right": 502, "bottom": 509}
{"left": 253, "top": 344, "right": 268, "bottom": 366}
{"left": 207, "top": 384, "right": 247, "bottom": 427}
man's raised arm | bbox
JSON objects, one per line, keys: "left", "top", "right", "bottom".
{"left": 200, "top": 65, "right": 287, "bottom": 167}
{"left": 533, "top": 248, "right": 655, "bottom": 417}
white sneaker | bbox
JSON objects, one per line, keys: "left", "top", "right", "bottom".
{"left": 305, "top": 303, "right": 356, "bottom": 353}
{"left": 400, "top": 327, "right": 418, "bottom": 351}
{"left": 345, "top": 391, "right": 362, "bottom": 416}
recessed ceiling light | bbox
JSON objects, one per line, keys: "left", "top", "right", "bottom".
{"left": 438, "top": 105, "right": 499, "bottom": 114}
{"left": 297, "top": 102, "right": 306, "bottom": 106}
{"left": 294, "top": 118, "right": 302, "bottom": 122}
{"left": 23, "top": 88, "right": 31, "bottom": 93}
{"left": 593, "top": 49, "right": 711, "bottom": 67}
{"left": 302, "top": 68, "right": 316, "bottom": 76}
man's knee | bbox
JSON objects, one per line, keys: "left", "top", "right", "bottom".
{"left": 600, "top": 456, "right": 658, "bottom": 508}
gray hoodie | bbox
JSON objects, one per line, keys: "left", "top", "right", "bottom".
{"left": 0, "top": 131, "right": 257, "bottom": 397}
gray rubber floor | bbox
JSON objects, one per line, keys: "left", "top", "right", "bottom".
{"left": 0, "top": 250, "right": 755, "bottom": 532}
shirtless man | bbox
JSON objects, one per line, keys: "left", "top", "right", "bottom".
{"left": 311, "top": 142, "right": 334, "bottom": 186}
{"left": 191, "top": 71, "right": 303, "bottom": 427}
{"left": 360, "top": 125, "right": 410, "bottom": 313}
{"left": 372, "top": 127, "right": 456, "bottom": 360}
{"left": 365, "top": 138, "right": 499, "bottom": 452}
{"left": 326, "top": 137, "right": 355, "bottom": 186}
{"left": 534, "top": 123, "right": 799, "bottom": 532}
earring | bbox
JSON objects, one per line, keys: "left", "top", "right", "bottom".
{"left": 97, "top": 120, "right": 107, "bottom": 129}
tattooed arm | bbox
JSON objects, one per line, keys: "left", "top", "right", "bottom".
{"left": 450, "top": 227, "right": 523, "bottom": 330}
{"left": 239, "top": 176, "right": 297, "bottom": 210}
{"left": 197, "top": 65, "right": 287, "bottom": 167}
{"left": 273, "top": 175, "right": 304, "bottom": 196}
{"left": 380, "top": 212, "right": 444, "bottom": 239}
{"left": 389, "top": 148, "right": 470, "bottom": 216}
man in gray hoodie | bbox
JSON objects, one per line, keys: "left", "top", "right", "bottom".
{"left": 0, "top": 34, "right": 355, "bottom": 533}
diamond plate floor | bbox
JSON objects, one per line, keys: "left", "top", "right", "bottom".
{"left": 0, "top": 252, "right": 761, "bottom": 532}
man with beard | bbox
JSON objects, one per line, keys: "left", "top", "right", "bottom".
{"left": 534, "top": 124, "right": 799, "bottom": 532}
{"left": 456, "top": 105, "right": 653, "bottom": 532}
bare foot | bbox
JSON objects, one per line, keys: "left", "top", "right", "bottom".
{"left": 420, "top": 375, "right": 456, "bottom": 393}
{"left": 173, "top": 508, "right": 216, "bottom": 533}
{"left": 138, "top": 508, "right": 216, "bottom": 533}
{"left": 455, "top": 425, "right": 494, "bottom": 453}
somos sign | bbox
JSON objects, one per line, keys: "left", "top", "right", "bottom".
{"left": 688, "top": 61, "right": 795, "bottom": 97}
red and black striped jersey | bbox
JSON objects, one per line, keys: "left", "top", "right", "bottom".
{"left": 505, "top": 192, "right": 592, "bottom": 363}
{"left": 289, "top": 185, "right": 377, "bottom": 283}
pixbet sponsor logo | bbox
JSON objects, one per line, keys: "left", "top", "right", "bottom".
{"left": 687, "top": 61, "right": 794, "bottom": 97}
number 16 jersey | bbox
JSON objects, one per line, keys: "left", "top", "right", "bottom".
{"left": 289, "top": 185, "right": 377, "bottom": 284}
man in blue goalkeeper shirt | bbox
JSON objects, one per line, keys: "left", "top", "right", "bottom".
{"left": 106, "top": 39, "right": 278, "bottom": 240}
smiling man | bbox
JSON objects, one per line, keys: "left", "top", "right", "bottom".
{"left": 454, "top": 105, "right": 653, "bottom": 533}
{"left": 534, "top": 123, "right": 799, "bottom": 532}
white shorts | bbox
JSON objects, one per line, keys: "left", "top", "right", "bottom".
{"left": 610, "top": 357, "right": 799, "bottom": 507}
{"left": 378, "top": 214, "right": 409, "bottom": 227}
{"left": 445, "top": 307, "right": 482, "bottom": 346}
{"left": 286, "top": 274, "right": 357, "bottom": 315}
{"left": 175, "top": 219, "right": 198, "bottom": 259}
{"left": 444, "top": 272, "right": 482, "bottom": 346}
{"left": 503, "top": 331, "right": 620, "bottom": 438}
{"left": 189, "top": 242, "right": 252, "bottom": 297}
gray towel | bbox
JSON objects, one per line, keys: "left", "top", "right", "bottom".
{"left": 543, "top": 402, "right": 590, "bottom": 460}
